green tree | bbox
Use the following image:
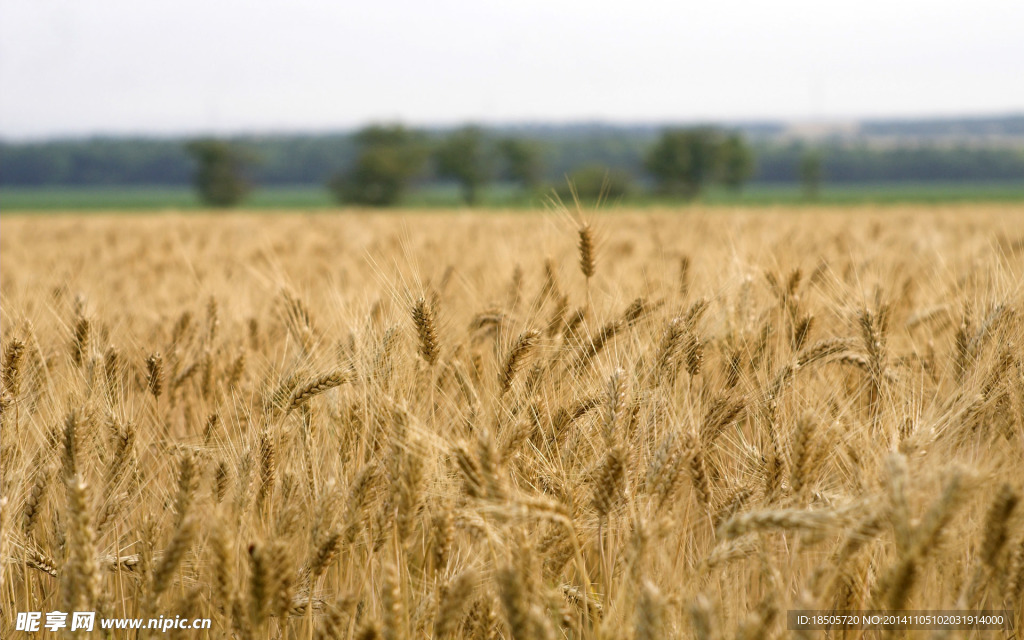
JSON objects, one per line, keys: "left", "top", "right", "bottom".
{"left": 498, "top": 138, "right": 543, "bottom": 192}
{"left": 800, "top": 149, "right": 823, "bottom": 200}
{"left": 556, "top": 165, "right": 633, "bottom": 202}
{"left": 644, "top": 127, "right": 722, "bottom": 198}
{"left": 718, "top": 134, "right": 755, "bottom": 191}
{"left": 185, "top": 139, "right": 250, "bottom": 207}
{"left": 434, "top": 126, "right": 494, "bottom": 205}
{"left": 328, "top": 125, "right": 427, "bottom": 206}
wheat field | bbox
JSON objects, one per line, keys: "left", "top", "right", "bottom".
{"left": 2, "top": 204, "right": 1024, "bottom": 639}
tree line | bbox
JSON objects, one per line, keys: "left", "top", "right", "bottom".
{"left": 3, "top": 124, "right": 1024, "bottom": 206}
{"left": 184, "top": 126, "right": 759, "bottom": 207}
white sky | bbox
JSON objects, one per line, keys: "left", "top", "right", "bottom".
{"left": 1, "top": 0, "right": 1022, "bottom": 140}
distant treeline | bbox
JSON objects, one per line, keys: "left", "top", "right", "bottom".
{"left": 859, "top": 115, "right": 1024, "bottom": 138}
{"left": 3, "top": 124, "right": 1024, "bottom": 188}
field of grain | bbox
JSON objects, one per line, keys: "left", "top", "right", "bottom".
{"left": 2, "top": 205, "right": 1024, "bottom": 639}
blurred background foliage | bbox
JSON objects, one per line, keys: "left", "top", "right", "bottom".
{"left": 3, "top": 116, "right": 1024, "bottom": 208}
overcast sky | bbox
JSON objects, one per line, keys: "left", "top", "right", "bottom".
{"left": 1, "top": 0, "right": 1022, "bottom": 140}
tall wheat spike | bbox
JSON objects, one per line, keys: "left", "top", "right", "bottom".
{"left": 412, "top": 296, "right": 440, "bottom": 365}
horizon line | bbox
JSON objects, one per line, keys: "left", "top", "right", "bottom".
{"left": 3, "top": 110, "right": 1023, "bottom": 144}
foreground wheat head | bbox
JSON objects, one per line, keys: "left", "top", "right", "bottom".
{"left": 2, "top": 205, "right": 1024, "bottom": 639}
